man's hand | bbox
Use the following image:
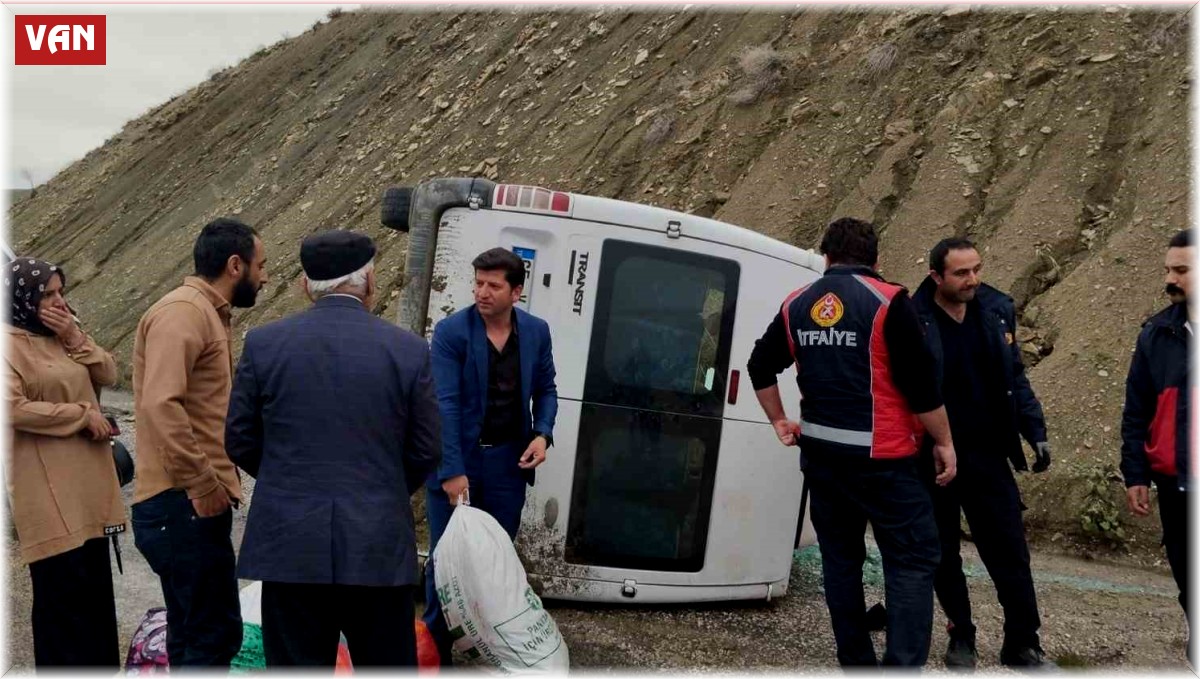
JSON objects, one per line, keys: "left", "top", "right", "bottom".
{"left": 191, "top": 488, "right": 232, "bottom": 518}
{"left": 519, "top": 436, "right": 548, "bottom": 470}
{"left": 39, "top": 307, "right": 84, "bottom": 348}
{"left": 1032, "top": 441, "right": 1052, "bottom": 473}
{"left": 1126, "top": 485, "right": 1151, "bottom": 517}
{"left": 82, "top": 408, "right": 112, "bottom": 441}
{"left": 771, "top": 419, "right": 802, "bottom": 447}
{"left": 932, "top": 441, "right": 957, "bottom": 486}
{"left": 442, "top": 475, "right": 470, "bottom": 505}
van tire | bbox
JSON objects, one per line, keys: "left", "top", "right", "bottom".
{"left": 381, "top": 187, "right": 413, "bottom": 232}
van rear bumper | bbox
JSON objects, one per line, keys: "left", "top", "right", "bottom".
{"left": 393, "top": 177, "right": 496, "bottom": 337}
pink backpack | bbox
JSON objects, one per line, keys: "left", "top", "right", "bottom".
{"left": 125, "top": 607, "right": 169, "bottom": 673}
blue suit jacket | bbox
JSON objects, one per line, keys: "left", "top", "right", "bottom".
{"left": 427, "top": 305, "right": 557, "bottom": 488}
{"left": 226, "top": 295, "right": 441, "bottom": 586}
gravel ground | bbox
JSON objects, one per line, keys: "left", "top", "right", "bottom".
{"left": 3, "top": 391, "right": 1189, "bottom": 673}
{"left": 550, "top": 540, "right": 1189, "bottom": 672}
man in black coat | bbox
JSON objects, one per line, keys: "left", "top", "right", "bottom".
{"left": 912, "top": 237, "right": 1051, "bottom": 669}
{"left": 225, "top": 230, "right": 441, "bottom": 667}
{"left": 1121, "top": 228, "right": 1192, "bottom": 658}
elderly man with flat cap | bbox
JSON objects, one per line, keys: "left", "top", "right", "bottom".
{"left": 226, "top": 229, "right": 441, "bottom": 667}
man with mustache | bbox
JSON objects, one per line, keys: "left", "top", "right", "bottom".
{"left": 1121, "top": 228, "right": 1192, "bottom": 661}
{"left": 911, "top": 237, "right": 1052, "bottom": 669}
{"left": 132, "top": 218, "right": 268, "bottom": 667}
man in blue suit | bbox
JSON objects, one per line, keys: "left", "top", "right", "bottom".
{"left": 422, "top": 247, "right": 558, "bottom": 664}
{"left": 226, "top": 230, "right": 441, "bottom": 667}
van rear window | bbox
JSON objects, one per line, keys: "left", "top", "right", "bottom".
{"left": 583, "top": 240, "right": 740, "bottom": 418}
{"left": 568, "top": 240, "right": 740, "bottom": 571}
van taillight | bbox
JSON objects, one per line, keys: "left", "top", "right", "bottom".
{"left": 495, "top": 184, "right": 571, "bottom": 213}
{"left": 499, "top": 185, "right": 518, "bottom": 207}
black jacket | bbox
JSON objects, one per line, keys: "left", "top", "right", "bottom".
{"left": 912, "top": 278, "right": 1048, "bottom": 471}
{"left": 1120, "top": 302, "right": 1191, "bottom": 492}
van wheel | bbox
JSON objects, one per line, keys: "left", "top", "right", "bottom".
{"left": 380, "top": 187, "right": 413, "bottom": 232}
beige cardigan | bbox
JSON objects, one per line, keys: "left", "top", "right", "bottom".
{"left": 4, "top": 326, "right": 126, "bottom": 564}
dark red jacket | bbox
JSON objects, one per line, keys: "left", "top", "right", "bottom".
{"left": 1120, "top": 302, "right": 1191, "bottom": 491}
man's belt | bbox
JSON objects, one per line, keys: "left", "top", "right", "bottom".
{"left": 479, "top": 439, "right": 521, "bottom": 449}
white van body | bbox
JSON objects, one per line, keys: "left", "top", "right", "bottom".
{"left": 386, "top": 178, "right": 822, "bottom": 604}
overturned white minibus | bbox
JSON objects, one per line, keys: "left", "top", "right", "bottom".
{"left": 381, "top": 178, "right": 821, "bottom": 604}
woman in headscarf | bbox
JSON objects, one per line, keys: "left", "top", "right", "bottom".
{"left": 4, "top": 257, "right": 126, "bottom": 668}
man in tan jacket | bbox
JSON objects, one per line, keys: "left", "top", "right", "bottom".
{"left": 132, "top": 218, "right": 268, "bottom": 668}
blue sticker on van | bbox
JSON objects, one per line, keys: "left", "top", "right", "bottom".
{"left": 513, "top": 246, "right": 536, "bottom": 310}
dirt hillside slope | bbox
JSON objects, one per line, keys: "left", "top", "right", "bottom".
{"left": 8, "top": 7, "right": 1190, "bottom": 549}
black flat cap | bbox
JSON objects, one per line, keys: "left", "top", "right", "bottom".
{"left": 300, "top": 230, "right": 377, "bottom": 281}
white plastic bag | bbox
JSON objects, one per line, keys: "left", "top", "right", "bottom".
{"left": 433, "top": 503, "right": 569, "bottom": 673}
{"left": 238, "top": 580, "right": 263, "bottom": 627}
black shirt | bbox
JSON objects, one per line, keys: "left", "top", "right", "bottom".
{"left": 481, "top": 316, "right": 523, "bottom": 444}
{"left": 933, "top": 302, "right": 1000, "bottom": 457}
{"left": 747, "top": 289, "right": 942, "bottom": 414}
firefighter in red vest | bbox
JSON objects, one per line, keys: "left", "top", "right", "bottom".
{"left": 748, "top": 217, "right": 956, "bottom": 667}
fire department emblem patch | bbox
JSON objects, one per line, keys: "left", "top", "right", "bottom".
{"left": 810, "top": 292, "right": 844, "bottom": 328}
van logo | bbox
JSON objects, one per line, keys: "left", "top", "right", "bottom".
{"left": 569, "top": 250, "right": 589, "bottom": 315}
{"left": 15, "top": 16, "right": 106, "bottom": 65}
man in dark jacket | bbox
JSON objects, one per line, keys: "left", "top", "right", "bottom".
{"left": 749, "top": 217, "right": 956, "bottom": 667}
{"left": 1121, "top": 228, "right": 1192, "bottom": 653}
{"left": 912, "top": 237, "right": 1051, "bottom": 669}
{"left": 225, "top": 230, "right": 441, "bottom": 667}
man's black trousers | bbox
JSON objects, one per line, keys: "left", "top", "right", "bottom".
{"left": 805, "top": 451, "right": 941, "bottom": 667}
{"left": 928, "top": 452, "right": 1041, "bottom": 650}
{"left": 1155, "top": 478, "right": 1190, "bottom": 617}
{"left": 261, "top": 581, "right": 418, "bottom": 667}
{"left": 132, "top": 488, "right": 243, "bottom": 668}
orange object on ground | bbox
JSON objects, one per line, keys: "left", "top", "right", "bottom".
{"left": 416, "top": 619, "right": 440, "bottom": 673}
{"left": 327, "top": 621, "right": 439, "bottom": 674}
{"left": 334, "top": 641, "right": 352, "bottom": 674}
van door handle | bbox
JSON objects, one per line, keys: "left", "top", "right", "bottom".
{"left": 727, "top": 369, "right": 740, "bottom": 405}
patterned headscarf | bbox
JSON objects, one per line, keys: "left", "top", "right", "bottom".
{"left": 5, "top": 258, "right": 64, "bottom": 337}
